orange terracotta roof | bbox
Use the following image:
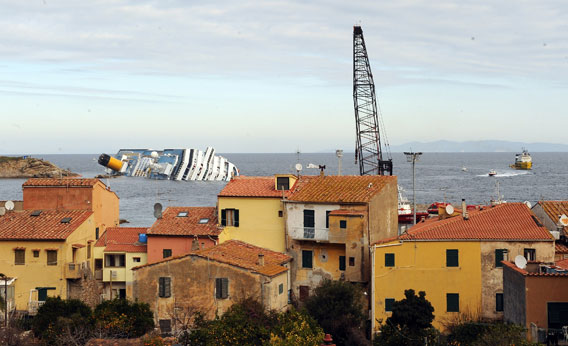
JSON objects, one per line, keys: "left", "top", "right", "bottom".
{"left": 193, "top": 240, "right": 291, "bottom": 277}
{"left": 23, "top": 178, "right": 102, "bottom": 187}
{"left": 397, "top": 203, "right": 553, "bottom": 241}
{"left": 289, "top": 175, "right": 396, "bottom": 204}
{"left": 329, "top": 209, "right": 365, "bottom": 216}
{"left": 556, "top": 259, "right": 568, "bottom": 270}
{"left": 538, "top": 201, "right": 568, "bottom": 233}
{"left": 503, "top": 261, "right": 568, "bottom": 277}
{"left": 147, "top": 207, "right": 220, "bottom": 236}
{"left": 218, "top": 176, "right": 297, "bottom": 198}
{"left": 95, "top": 227, "right": 148, "bottom": 253}
{"left": 556, "top": 242, "right": 568, "bottom": 254}
{"left": 134, "top": 240, "right": 291, "bottom": 277}
{"left": 0, "top": 210, "right": 93, "bottom": 240}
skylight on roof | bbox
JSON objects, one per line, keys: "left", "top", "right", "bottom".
{"left": 31, "top": 210, "right": 42, "bottom": 217}
{"left": 60, "top": 217, "right": 72, "bottom": 224}
{"left": 199, "top": 218, "right": 209, "bottom": 224}
{"left": 177, "top": 211, "right": 189, "bottom": 217}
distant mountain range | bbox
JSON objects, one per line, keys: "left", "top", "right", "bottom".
{"left": 388, "top": 140, "right": 568, "bottom": 153}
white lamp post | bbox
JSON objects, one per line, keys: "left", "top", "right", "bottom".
{"left": 404, "top": 151, "right": 423, "bottom": 225}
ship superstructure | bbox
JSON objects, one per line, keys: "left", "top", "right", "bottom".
{"left": 510, "top": 149, "right": 532, "bottom": 170}
{"left": 98, "top": 147, "right": 238, "bottom": 181}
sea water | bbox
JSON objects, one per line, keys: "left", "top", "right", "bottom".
{"left": 0, "top": 152, "right": 567, "bottom": 227}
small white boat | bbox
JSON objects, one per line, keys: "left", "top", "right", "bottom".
{"left": 461, "top": 166, "right": 467, "bottom": 172}
{"left": 488, "top": 169, "right": 497, "bottom": 177}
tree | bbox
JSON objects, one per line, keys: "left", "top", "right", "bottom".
{"left": 374, "top": 289, "right": 437, "bottom": 346}
{"left": 304, "top": 280, "right": 367, "bottom": 346}
{"left": 93, "top": 298, "right": 154, "bottom": 338}
{"left": 268, "top": 308, "right": 324, "bottom": 346}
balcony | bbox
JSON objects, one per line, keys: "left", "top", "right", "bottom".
{"left": 28, "top": 300, "right": 45, "bottom": 315}
{"left": 289, "top": 226, "right": 347, "bottom": 243}
{"left": 64, "top": 262, "right": 81, "bottom": 279}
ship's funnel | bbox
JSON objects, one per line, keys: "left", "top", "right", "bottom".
{"left": 98, "top": 154, "right": 123, "bottom": 172}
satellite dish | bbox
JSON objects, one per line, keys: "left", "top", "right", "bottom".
{"left": 514, "top": 255, "right": 527, "bottom": 269}
{"left": 295, "top": 163, "right": 303, "bottom": 172}
{"left": 5, "top": 200, "right": 14, "bottom": 211}
{"left": 560, "top": 214, "right": 568, "bottom": 226}
{"left": 445, "top": 204, "right": 454, "bottom": 215}
{"left": 524, "top": 201, "right": 532, "bottom": 209}
{"left": 153, "top": 203, "right": 163, "bottom": 219}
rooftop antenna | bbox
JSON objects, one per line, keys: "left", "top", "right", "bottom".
{"left": 336, "top": 150, "right": 343, "bottom": 176}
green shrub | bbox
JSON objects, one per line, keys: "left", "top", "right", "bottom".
{"left": 93, "top": 298, "right": 154, "bottom": 338}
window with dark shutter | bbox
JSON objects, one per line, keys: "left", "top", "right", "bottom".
{"left": 163, "top": 249, "right": 172, "bottom": 258}
{"left": 339, "top": 256, "right": 346, "bottom": 271}
{"left": 215, "top": 278, "right": 229, "bottom": 299}
{"left": 276, "top": 177, "right": 289, "bottom": 190}
{"left": 446, "top": 249, "right": 459, "bottom": 267}
{"left": 299, "top": 285, "right": 310, "bottom": 301}
{"left": 385, "top": 298, "right": 395, "bottom": 312}
{"left": 159, "top": 319, "right": 172, "bottom": 335}
{"left": 340, "top": 220, "right": 347, "bottom": 229}
{"left": 447, "top": 293, "right": 459, "bottom": 312}
{"left": 302, "top": 250, "right": 313, "bottom": 269}
{"left": 495, "top": 249, "right": 508, "bottom": 267}
{"left": 47, "top": 250, "right": 57, "bottom": 266}
{"left": 385, "top": 253, "right": 395, "bottom": 267}
{"left": 496, "top": 293, "right": 504, "bottom": 312}
{"left": 349, "top": 257, "right": 355, "bottom": 266}
{"left": 279, "top": 283, "right": 284, "bottom": 294}
{"left": 303, "top": 210, "right": 315, "bottom": 238}
{"left": 234, "top": 209, "right": 239, "bottom": 227}
{"left": 221, "top": 209, "right": 239, "bottom": 227}
{"left": 14, "top": 250, "right": 25, "bottom": 265}
{"left": 524, "top": 248, "right": 536, "bottom": 261}
{"left": 159, "top": 277, "right": 171, "bottom": 298}
{"left": 95, "top": 227, "right": 99, "bottom": 240}
{"left": 221, "top": 209, "right": 227, "bottom": 226}
{"left": 326, "top": 211, "right": 331, "bottom": 228}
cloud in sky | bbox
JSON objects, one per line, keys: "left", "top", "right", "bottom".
{"left": 0, "top": 0, "right": 567, "bottom": 153}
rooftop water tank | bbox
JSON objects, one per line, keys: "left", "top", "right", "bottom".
{"left": 138, "top": 233, "right": 147, "bottom": 243}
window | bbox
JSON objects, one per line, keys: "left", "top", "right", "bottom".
{"left": 47, "top": 250, "right": 57, "bottom": 266}
{"left": 177, "top": 211, "right": 188, "bottom": 217}
{"left": 95, "top": 259, "right": 103, "bottom": 270}
{"left": 14, "top": 249, "right": 25, "bottom": 265}
{"left": 349, "top": 257, "right": 355, "bottom": 266}
{"left": 385, "top": 253, "right": 395, "bottom": 267}
{"left": 278, "top": 210, "right": 283, "bottom": 217}
{"left": 276, "top": 177, "right": 290, "bottom": 190}
{"left": 524, "top": 248, "right": 536, "bottom": 261}
{"left": 339, "top": 256, "right": 346, "bottom": 271}
{"left": 299, "top": 286, "right": 310, "bottom": 301}
{"left": 215, "top": 278, "right": 229, "bottom": 299}
{"left": 133, "top": 257, "right": 141, "bottom": 263}
{"left": 60, "top": 217, "right": 72, "bottom": 223}
{"left": 303, "top": 210, "right": 315, "bottom": 238}
{"left": 326, "top": 211, "right": 331, "bottom": 228}
{"left": 199, "top": 218, "right": 209, "bottom": 224}
{"left": 95, "top": 227, "right": 99, "bottom": 240}
{"left": 447, "top": 293, "right": 459, "bottom": 312}
{"left": 158, "top": 277, "right": 171, "bottom": 298}
{"left": 33, "top": 250, "right": 40, "bottom": 258}
{"left": 302, "top": 250, "right": 313, "bottom": 269}
{"left": 446, "top": 249, "right": 459, "bottom": 267}
{"left": 340, "top": 220, "right": 347, "bottom": 229}
{"left": 495, "top": 249, "right": 508, "bottom": 267}
{"left": 279, "top": 283, "right": 284, "bottom": 294}
{"left": 163, "top": 249, "right": 172, "bottom": 258}
{"left": 105, "top": 254, "right": 125, "bottom": 267}
{"left": 87, "top": 243, "right": 91, "bottom": 259}
{"left": 385, "top": 298, "right": 395, "bottom": 312}
{"left": 496, "top": 293, "right": 504, "bottom": 312}
{"left": 159, "top": 319, "right": 172, "bottom": 335}
{"left": 221, "top": 209, "right": 239, "bottom": 227}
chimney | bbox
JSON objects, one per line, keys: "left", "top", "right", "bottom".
{"left": 191, "top": 238, "right": 200, "bottom": 251}
{"left": 462, "top": 199, "right": 469, "bottom": 220}
{"left": 258, "top": 253, "right": 265, "bottom": 266}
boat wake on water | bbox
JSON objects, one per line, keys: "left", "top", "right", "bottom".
{"left": 476, "top": 171, "right": 529, "bottom": 178}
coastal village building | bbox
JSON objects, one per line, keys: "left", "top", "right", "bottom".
{"left": 503, "top": 260, "right": 568, "bottom": 342}
{"left": 94, "top": 227, "right": 148, "bottom": 300}
{"left": 371, "top": 203, "right": 555, "bottom": 332}
{"left": 133, "top": 240, "right": 291, "bottom": 334}
{"left": 0, "top": 208, "right": 96, "bottom": 313}
{"left": 217, "top": 175, "right": 298, "bottom": 253}
{"left": 22, "top": 178, "right": 120, "bottom": 242}
{"left": 532, "top": 201, "right": 568, "bottom": 238}
{"left": 146, "top": 206, "right": 220, "bottom": 263}
{"left": 284, "top": 175, "right": 398, "bottom": 301}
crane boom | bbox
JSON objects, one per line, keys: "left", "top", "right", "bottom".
{"left": 353, "top": 25, "right": 392, "bottom": 176}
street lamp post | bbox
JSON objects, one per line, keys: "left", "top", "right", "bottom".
{"left": 404, "top": 151, "right": 423, "bottom": 225}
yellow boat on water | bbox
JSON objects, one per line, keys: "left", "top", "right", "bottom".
{"left": 510, "top": 149, "right": 532, "bottom": 170}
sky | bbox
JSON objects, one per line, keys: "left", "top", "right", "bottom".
{"left": 0, "top": 0, "right": 566, "bottom": 154}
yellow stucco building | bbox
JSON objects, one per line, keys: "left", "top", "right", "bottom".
{"left": 217, "top": 174, "right": 298, "bottom": 253}
{"left": 0, "top": 209, "right": 95, "bottom": 313}
{"left": 372, "top": 203, "right": 555, "bottom": 332}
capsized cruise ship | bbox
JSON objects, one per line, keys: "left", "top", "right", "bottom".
{"left": 97, "top": 147, "right": 239, "bottom": 181}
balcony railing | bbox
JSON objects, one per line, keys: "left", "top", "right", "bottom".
{"left": 64, "top": 262, "right": 81, "bottom": 279}
{"left": 289, "top": 226, "right": 348, "bottom": 243}
{"left": 28, "top": 300, "right": 45, "bottom": 315}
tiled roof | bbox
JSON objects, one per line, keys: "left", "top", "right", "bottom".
{"left": 23, "top": 178, "right": 102, "bottom": 187}
{"left": 147, "top": 207, "right": 220, "bottom": 236}
{"left": 538, "top": 201, "right": 568, "bottom": 233}
{"left": 289, "top": 175, "right": 396, "bottom": 203}
{"left": 218, "top": 176, "right": 296, "bottom": 198}
{"left": 503, "top": 261, "right": 568, "bottom": 277}
{"left": 556, "top": 242, "right": 568, "bottom": 254}
{"left": 193, "top": 240, "right": 291, "bottom": 277}
{"left": 0, "top": 210, "right": 93, "bottom": 240}
{"left": 329, "top": 209, "right": 365, "bottom": 216}
{"left": 556, "top": 259, "right": 568, "bottom": 270}
{"left": 95, "top": 227, "right": 148, "bottom": 253}
{"left": 397, "top": 203, "right": 553, "bottom": 241}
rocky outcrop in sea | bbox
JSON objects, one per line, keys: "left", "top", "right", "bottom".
{"left": 0, "top": 156, "right": 79, "bottom": 178}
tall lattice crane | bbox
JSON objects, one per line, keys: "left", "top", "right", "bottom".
{"left": 353, "top": 25, "right": 392, "bottom": 176}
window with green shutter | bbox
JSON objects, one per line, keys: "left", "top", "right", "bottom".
{"left": 447, "top": 293, "right": 459, "bottom": 312}
{"left": 446, "top": 249, "right": 459, "bottom": 267}
{"left": 158, "top": 277, "right": 171, "bottom": 298}
{"left": 495, "top": 249, "right": 508, "bottom": 267}
{"left": 216, "top": 278, "right": 229, "bottom": 299}
{"left": 385, "top": 298, "right": 395, "bottom": 312}
{"left": 302, "top": 250, "right": 313, "bottom": 269}
{"left": 14, "top": 250, "right": 25, "bottom": 265}
{"left": 339, "top": 256, "right": 346, "bottom": 271}
{"left": 385, "top": 253, "right": 395, "bottom": 267}
{"left": 496, "top": 293, "right": 504, "bottom": 312}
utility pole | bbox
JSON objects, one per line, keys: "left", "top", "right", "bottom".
{"left": 404, "top": 151, "right": 423, "bottom": 225}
